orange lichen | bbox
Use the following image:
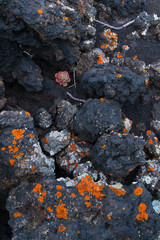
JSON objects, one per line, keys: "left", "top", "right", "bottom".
{"left": 31, "top": 166, "right": 35, "bottom": 171}
{"left": 57, "top": 226, "right": 66, "bottom": 232}
{"left": 84, "top": 196, "right": 90, "bottom": 201}
{"left": 38, "top": 10, "right": 43, "bottom": 14}
{"left": 29, "top": 134, "right": 34, "bottom": 138}
{"left": 134, "top": 187, "right": 143, "bottom": 196}
{"left": 128, "top": 166, "right": 136, "bottom": 172}
{"left": 12, "top": 129, "right": 25, "bottom": 139}
{"left": 13, "top": 211, "right": 21, "bottom": 218}
{"left": 12, "top": 152, "right": 23, "bottom": 158}
{"left": 33, "top": 184, "right": 42, "bottom": 193}
{"left": 146, "top": 130, "right": 151, "bottom": 134}
{"left": 145, "top": 79, "right": 149, "bottom": 85}
{"left": 136, "top": 212, "right": 148, "bottom": 221}
{"left": 117, "top": 52, "right": 122, "bottom": 58}
{"left": 63, "top": 17, "right": 68, "bottom": 21}
{"left": 75, "top": 162, "right": 78, "bottom": 168}
{"left": 47, "top": 206, "right": 53, "bottom": 213}
{"left": 56, "top": 203, "right": 68, "bottom": 219}
{"left": 133, "top": 56, "right": 137, "bottom": 60}
{"left": 10, "top": 159, "right": 16, "bottom": 166}
{"left": 85, "top": 152, "right": 89, "bottom": 156}
{"left": 71, "top": 193, "right": 76, "bottom": 198}
{"left": 69, "top": 144, "right": 77, "bottom": 151}
{"left": 44, "top": 137, "right": 48, "bottom": 143}
{"left": 1, "top": 147, "right": 5, "bottom": 151}
{"left": 25, "top": 111, "right": 31, "bottom": 116}
{"left": 147, "top": 167, "right": 154, "bottom": 172}
{"left": 123, "top": 207, "right": 125, "bottom": 210}
{"left": 85, "top": 201, "right": 91, "bottom": 207}
{"left": 72, "top": 136, "right": 78, "bottom": 140}
{"left": 56, "top": 192, "right": 62, "bottom": 198}
{"left": 100, "top": 98, "right": 104, "bottom": 102}
{"left": 138, "top": 203, "right": 147, "bottom": 212}
{"left": 12, "top": 140, "right": 17, "bottom": 145}
{"left": 108, "top": 186, "right": 126, "bottom": 196}
{"left": 38, "top": 191, "right": 47, "bottom": 203}
{"left": 97, "top": 53, "right": 105, "bottom": 64}
{"left": 76, "top": 175, "right": 106, "bottom": 200}
{"left": 102, "top": 144, "right": 106, "bottom": 149}
{"left": 106, "top": 214, "right": 111, "bottom": 220}
{"left": 155, "top": 138, "right": 158, "bottom": 142}
{"left": 148, "top": 139, "right": 153, "bottom": 144}
{"left": 56, "top": 185, "right": 62, "bottom": 190}
{"left": 13, "top": 147, "right": 19, "bottom": 153}
{"left": 116, "top": 74, "right": 122, "bottom": 78}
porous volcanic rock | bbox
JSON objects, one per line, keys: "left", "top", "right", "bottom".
{"left": 6, "top": 175, "right": 160, "bottom": 240}
{"left": 81, "top": 64, "right": 146, "bottom": 104}
{"left": 73, "top": 99, "right": 123, "bottom": 143}
{"left": 90, "top": 132, "right": 145, "bottom": 178}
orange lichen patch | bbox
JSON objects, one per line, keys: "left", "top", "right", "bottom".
{"left": 80, "top": 153, "right": 84, "bottom": 157}
{"left": 13, "top": 147, "right": 19, "bottom": 153}
{"left": 69, "top": 144, "right": 77, "bottom": 151}
{"left": 29, "top": 133, "right": 34, "bottom": 138}
{"left": 31, "top": 166, "right": 35, "bottom": 171}
{"left": 57, "top": 226, "right": 66, "bottom": 232}
{"left": 56, "top": 203, "right": 67, "bottom": 219}
{"left": 147, "top": 167, "right": 154, "bottom": 172}
{"left": 75, "top": 162, "right": 78, "bottom": 168}
{"left": 12, "top": 140, "right": 17, "bottom": 145}
{"left": 100, "top": 98, "right": 104, "bottom": 102}
{"left": 25, "top": 111, "right": 31, "bottom": 116}
{"left": 97, "top": 53, "right": 106, "bottom": 64}
{"left": 34, "top": 151, "right": 38, "bottom": 155}
{"left": 109, "top": 173, "right": 113, "bottom": 176}
{"left": 136, "top": 212, "right": 148, "bottom": 221}
{"left": 121, "top": 0, "right": 124, "bottom": 3}
{"left": 148, "top": 139, "right": 153, "bottom": 144}
{"left": 117, "top": 52, "right": 122, "bottom": 58}
{"left": 134, "top": 187, "right": 143, "bottom": 196}
{"left": 43, "top": 137, "right": 48, "bottom": 143}
{"left": 12, "top": 152, "right": 23, "bottom": 158}
{"left": 116, "top": 74, "right": 122, "bottom": 78}
{"left": 19, "top": 163, "right": 23, "bottom": 166}
{"left": 133, "top": 56, "right": 137, "bottom": 60}
{"left": 33, "top": 183, "right": 42, "bottom": 193}
{"left": 128, "top": 166, "right": 136, "bottom": 172}
{"left": 84, "top": 196, "right": 90, "bottom": 201}
{"left": 123, "top": 207, "right": 125, "bottom": 210}
{"left": 38, "top": 191, "right": 47, "bottom": 203}
{"left": 106, "top": 214, "right": 111, "bottom": 220}
{"left": 102, "top": 144, "right": 106, "bottom": 149}
{"left": 13, "top": 211, "right": 21, "bottom": 218}
{"left": 146, "top": 130, "right": 151, "bottom": 134}
{"left": 10, "top": 159, "right": 16, "bottom": 166}
{"left": 12, "top": 129, "right": 25, "bottom": 139}
{"left": 145, "top": 79, "right": 149, "bottom": 85}
{"left": 72, "top": 136, "right": 78, "bottom": 140}
{"left": 138, "top": 203, "right": 147, "bottom": 212}
{"left": 155, "top": 138, "right": 158, "bottom": 142}
{"left": 142, "top": 68, "right": 146, "bottom": 72}
{"left": 1, "top": 147, "right": 6, "bottom": 151}
{"left": 47, "top": 206, "right": 53, "bottom": 213}
{"left": 56, "top": 192, "right": 62, "bottom": 198}
{"left": 108, "top": 186, "right": 126, "bottom": 196}
{"left": 62, "top": 17, "right": 68, "bottom": 21}
{"left": 85, "top": 201, "right": 91, "bottom": 207}
{"left": 76, "top": 175, "right": 106, "bottom": 200}
{"left": 56, "top": 185, "right": 62, "bottom": 190}
{"left": 71, "top": 193, "right": 76, "bottom": 198}
{"left": 38, "top": 10, "right": 43, "bottom": 14}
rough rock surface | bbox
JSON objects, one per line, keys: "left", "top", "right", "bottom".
{"left": 34, "top": 108, "right": 52, "bottom": 129}
{"left": 6, "top": 175, "right": 160, "bottom": 240}
{"left": 81, "top": 64, "right": 146, "bottom": 103}
{"left": 90, "top": 132, "right": 145, "bottom": 178}
{"left": 73, "top": 99, "right": 123, "bottom": 143}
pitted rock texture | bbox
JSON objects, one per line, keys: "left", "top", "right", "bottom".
{"left": 90, "top": 132, "right": 145, "bottom": 178}
{"left": 73, "top": 99, "right": 123, "bottom": 143}
{"left": 81, "top": 64, "right": 146, "bottom": 104}
{"left": 6, "top": 175, "right": 160, "bottom": 240}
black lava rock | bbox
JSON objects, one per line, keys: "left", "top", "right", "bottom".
{"left": 90, "top": 132, "right": 145, "bottom": 178}
{"left": 73, "top": 99, "right": 123, "bottom": 143}
{"left": 81, "top": 64, "right": 146, "bottom": 104}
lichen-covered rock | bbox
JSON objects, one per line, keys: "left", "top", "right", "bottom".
{"left": 12, "top": 57, "right": 43, "bottom": 92}
{"left": 34, "top": 108, "right": 52, "bottom": 129}
{"left": 41, "top": 130, "right": 71, "bottom": 156}
{"left": 81, "top": 64, "right": 146, "bottom": 104}
{"left": 90, "top": 132, "right": 145, "bottom": 178}
{"left": 55, "top": 100, "right": 77, "bottom": 130}
{"left": 6, "top": 175, "right": 160, "bottom": 240}
{"left": 56, "top": 140, "right": 90, "bottom": 174}
{"left": 73, "top": 99, "right": 123, "bottom": 143}
{"left": 0, "top": 110, "right": 55, "bottom": 190}
{"left": 150, "top": 119, "right": 160, "bottom": 137}
{"left": 73, "top": 161, "right": 98, "bottom": 181}
{"left": 144, "top": 130, "right": 160, "bottom": 157}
